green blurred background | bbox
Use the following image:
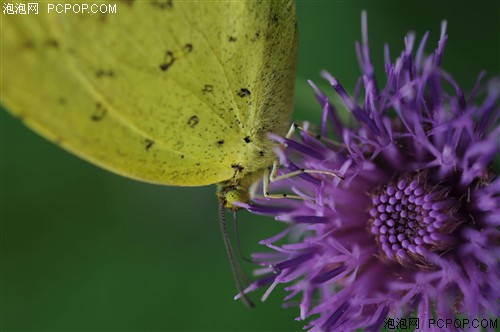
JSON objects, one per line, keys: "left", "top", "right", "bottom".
{"left": 1, "top": 1, "right": 498, "bottom": 331}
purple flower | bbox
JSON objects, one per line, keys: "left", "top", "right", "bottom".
{"left": 236, "top": 13, "right": 500, "bottom": 331}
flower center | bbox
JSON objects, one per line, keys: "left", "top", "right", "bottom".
{"left": 368, "top": 174, "right": 462, "bottom": 269}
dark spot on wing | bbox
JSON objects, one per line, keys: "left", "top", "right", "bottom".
{"left": 58, "top": 97, "right": 67, "bottom": 105}
{"left": 187, "top": 115, "right": 199, "bottom": 128}
{"left": 195, "top": 162, "right": 201, "bottom": 166}
{"left": 145, "top": 138, "right": 155, "bottom": 150}
{"left": 124, "top": 0, "right": 134, "bottom": 5}
{"left": 159, "top": 44, "right": 191, "bottom": 71}
{"left": 151, "top": 0, "right": 173, "bottom": 10}
{"left": 237, "top": 88, "right": 251, "bottom": 97}
{"left": 259, "top": 150, "right": 265, "bottom": 157}
{"left": 273, "top": 14, "right": 279, "bottom": 25}
{"left": 231, "top": 164, "right": 244, "bottom": 178}
{"left": 180, "top": 154, "right": 185, "bottom": 159}
{"left": 91, "top": 103, "right": 107, "bottom": 121}
{"left": 202, "top": 84, "right": 213, "bottom": 93}
{"left": 46, "top": 39, "right": 59, "bottom": 48}
{"left": 159, "top": 51, "right": 174, "bottom": 71}
{"left": 217, "top": 140, "right": 225, "bottom": 145}
{"left": 244, "top": 136, "right": 252, "bottom": 143}
{"left": 228, "top": 36, "right": 237, "bottom": 42}
{"left": 231, "top": 164, "right": 244, "bottom": 172}
{"left": 96, "top": 69, "right": 114, "bottom": 78}
{"left": 251, "top": 31, "right": 260, "bottom": 42}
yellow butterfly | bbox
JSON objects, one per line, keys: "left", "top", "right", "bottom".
{"left": 1, "top": 0, "right": 297, "bottom": 210}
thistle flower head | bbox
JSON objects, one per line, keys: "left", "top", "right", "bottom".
{"left": 236, "top": 13, "right": 500, "bottom": 331}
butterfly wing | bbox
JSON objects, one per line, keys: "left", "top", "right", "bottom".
{"left": 1, "top": 0, "right": 297, "bottom": 186}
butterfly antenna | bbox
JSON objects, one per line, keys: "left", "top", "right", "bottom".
{"left": 219, "top": 204, "right": 255, "bottom": 308}
{"left": 233, "top": 210, "right": 254, "bottom": 264}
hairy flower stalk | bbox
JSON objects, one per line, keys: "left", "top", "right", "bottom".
{"left": 235, "top": 13, "right": 500, "bottom": 331}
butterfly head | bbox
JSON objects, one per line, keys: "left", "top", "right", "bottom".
{"left": 217, "top": 170, "right": 264, "bottom": 211}
{"left": 217, "top": 185, "right": 250, "bottom": 211}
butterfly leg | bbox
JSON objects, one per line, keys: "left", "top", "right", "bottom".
{"left": 262, "top": 167, "right": 304, "bottom": 200}
{"left": 262, "top": 123, "right": 343, "bottom": 200}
